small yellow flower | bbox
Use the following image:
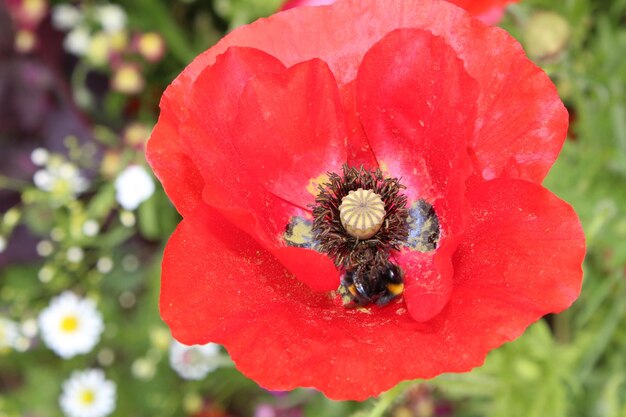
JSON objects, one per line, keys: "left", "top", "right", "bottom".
{"left": 108, "top": 31, "right": 128, "bottom": 52}
{"left": 23, "top": 0, "right": 47, "bottom": 21}
{"left": 111, "top": 64, "right": 145, "bottom": 95}
{"left": 14, "top": 29, "right": 36, "bottom": 53}
{"left": 123, "top": 122, "right": 151, "bottom": 147}
{"left": 87, "top": 32, "right": 111, "bottom": 66}
{"left": 137, "top": 32, "right": 165, "bottom": 62}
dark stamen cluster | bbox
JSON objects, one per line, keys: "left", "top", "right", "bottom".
{"left": 311, "top": 165, "right": 409, "bottom": 271}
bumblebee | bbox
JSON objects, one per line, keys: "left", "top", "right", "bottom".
{"left": 338, "top": 263, "right": 404, "bottom": 307}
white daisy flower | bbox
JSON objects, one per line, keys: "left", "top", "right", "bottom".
{"left": 96, "top": 4, "right": 127, "bottom": 33}
{"left": 169, "top": 340, "right": 221, "bottom": 380}
{"left": 114, "top": 165, "right": 155, "bottom": 210}
{"left": 66, "top": 246, "right": 85, "bottom": 263}
{"left": 52, "top": 4, "right": 84, "bottom": 31}
{"left": 96, "top": 257, "right": 114, "bottom": 274}
{"left": 64, "top": 26, "right": 91, "bottom": 56}
{"left": 30, "top": 147, "right": 50, "bottom": 166}
{"left": 60, "top": 369, "right": 116, "bottom": 417}
{"left": 82, "top": 220, "right": 100, "bottom": 237}
{"left": 33, "top": 162, "right": 90, "bottom": 197}
{"left": 20, "top": 320, "right": 37, "bottom": 339}
{"left": 0, "top": 317, "right": 19, "bottom": 350}
{"left": 38, "top": 292, "right": 104, "bottom": 359}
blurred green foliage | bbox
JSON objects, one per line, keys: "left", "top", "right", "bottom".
{"left": 1, "top": 0, "right": 626, "bottom": 416}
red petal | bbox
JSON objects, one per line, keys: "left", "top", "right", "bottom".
{"left": 450, "top": 178, "right": 585, "bottom": 337}
{"left": 183, "top": 0, "right": 564, "bottom": 182}
{"left": 271, "top": 246, "right": 339, "bottom": 292}
{"left": 281, "top": 0, "right": 335, "bottom": 10}
{"left": 340, "top": 81, "right": 378, "bottom": 170}
{"left": 233, "top": 58, "right": 347, "bottom": 210}
{"left": 147, "top": 46, "right": 286, "bottom": 221}
{"left": 160, "top": 203, "right": 304, "bottom": 344}
{"left": 185, "top": 47, "right": 285, "bottom": 215}
{"left": 449, "top": 0, "right": 519, "bottom": 15}
{"left": 170, "top": 48, "right": 341, "bottom": 291}
{"left": 280, "top": 0, "right": 519, "bottom": 16}
{"left": 145, "top": 108, "right": 204, "bottom": 217}
{"left": 167, "top": 48, "right": 293, "bottom": 251}
{"left": 356, "top": 28, "right": 477, "bottom": 204}
{"left": 355, "top": 28, "right": 476, "bottom": 321}
{"left": 396, "top": 238, "right": 456, "bottom": 322}
{"left": 474, "top": 6, "right": 506, "bottom": 25}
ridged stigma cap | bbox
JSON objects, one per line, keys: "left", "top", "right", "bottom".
{"left": 338, "top": 188, "right": 386, "bottom": 239}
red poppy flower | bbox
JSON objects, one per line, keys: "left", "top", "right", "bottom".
{"left": 147, "top": 0, "right": 585, "bottom": 400}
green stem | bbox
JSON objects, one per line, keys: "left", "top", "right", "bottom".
{"left": 367, "top": 381, "right": 411, "bottom": 417}
{"left": 0, "top": 176, "right": 31, "bottom": 191}
{"left": 70, "top": 61, "right": 94, "bottom": 111}
{"left": 553, "top": 310, "right": 571, "bottom": 344}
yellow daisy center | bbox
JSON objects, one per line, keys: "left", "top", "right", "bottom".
{"left": 80, "top": 389, "right": 95, "bottom": 405}
{"left": 60, "top": 315, "right": 79, "bottom": 333}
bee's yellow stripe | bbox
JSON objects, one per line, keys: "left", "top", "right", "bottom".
{"left": 386, "top": 283, "right": 404, "bottom": 295}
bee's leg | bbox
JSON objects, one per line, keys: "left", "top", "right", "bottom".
{"left": 339, "top": 270, "right": 363, "bottom": 307}
{"left": 353, "top": 276, "right": 373, "bottom": 305}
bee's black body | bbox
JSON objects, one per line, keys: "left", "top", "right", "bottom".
{"left": 339, "top": 263, "right": 404, "bottom": 307}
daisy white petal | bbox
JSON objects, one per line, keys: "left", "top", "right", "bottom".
{"left": 96, "top": 4, "right": 127, "bottom": 33}
{"left": 52, "top": 4, "right": 84, "bottom": 30}
{"left": 64, "top": 26, "right": 91, "bottom": 56}
{"left": 0, "top": 317, "right": 20, "bottom": 350}
{"left": 114, "top": 165, "right": 155, "bottom": 210}
{"left": 169, "top": 340, "right": 221, "bottom": 380}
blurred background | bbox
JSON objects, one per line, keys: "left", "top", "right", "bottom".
{"left": 1, "top": 0, "right": 625, "bottom": 416}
